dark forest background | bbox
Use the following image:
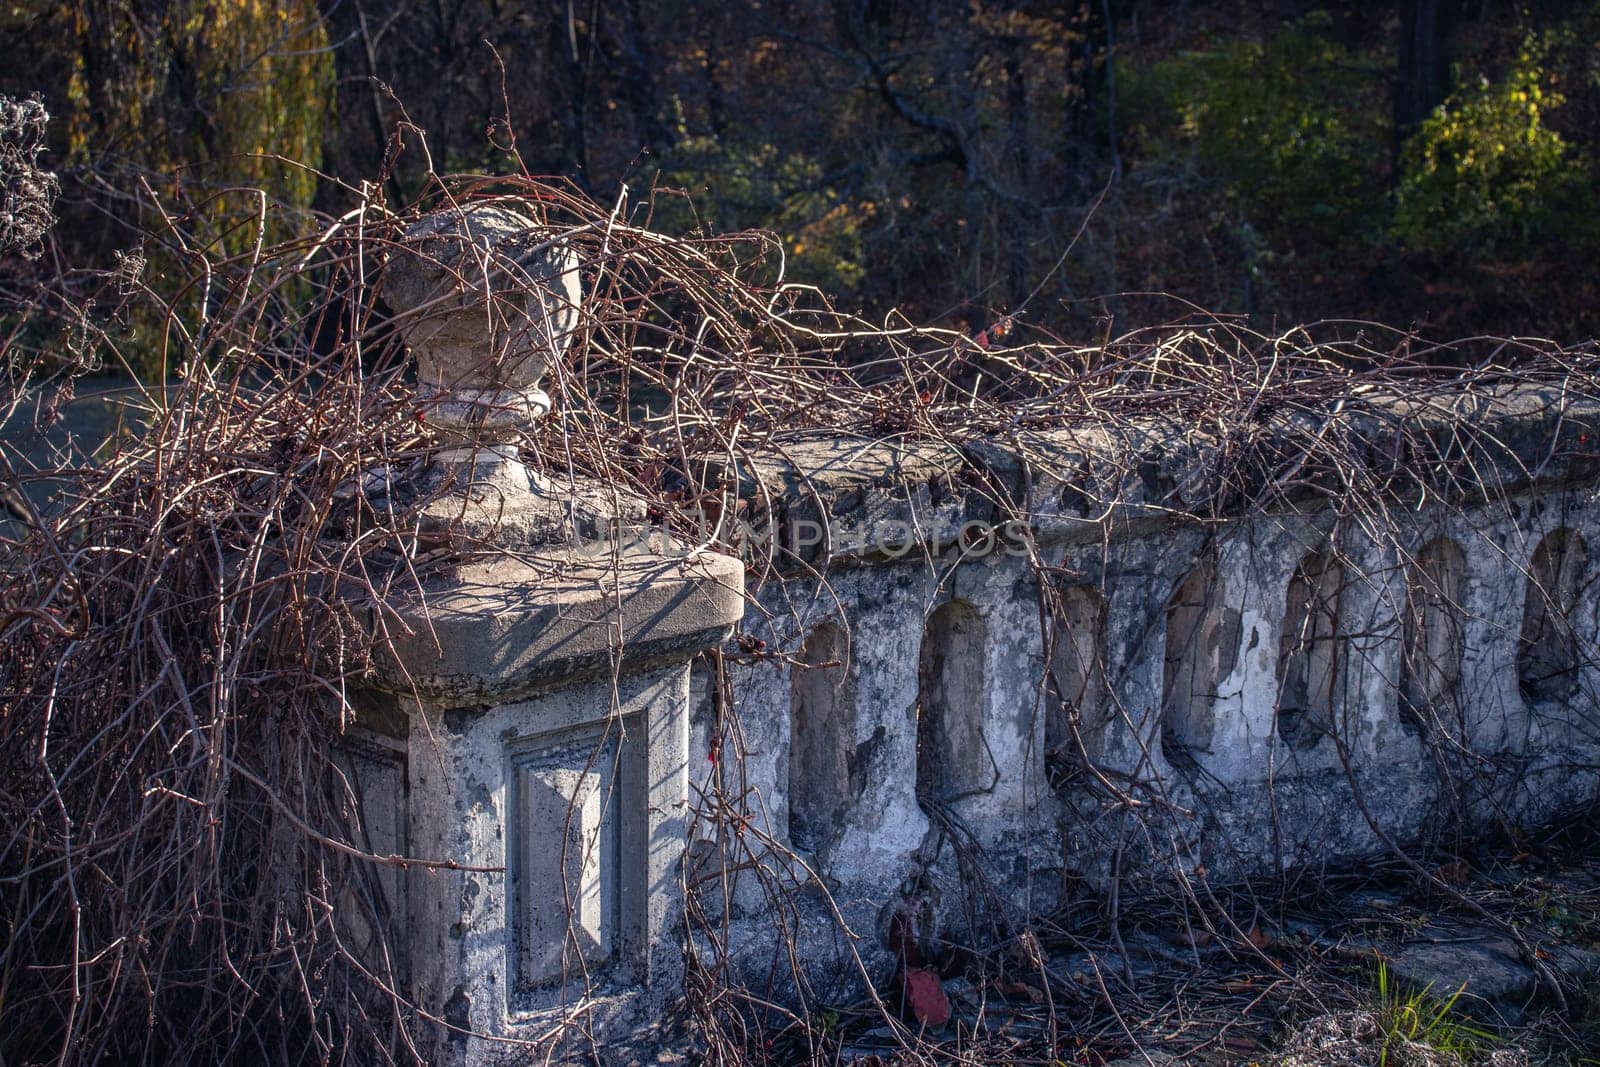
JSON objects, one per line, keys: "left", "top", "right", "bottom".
{"left": 5, "top": 1, "right": 1599, "bottom": 347}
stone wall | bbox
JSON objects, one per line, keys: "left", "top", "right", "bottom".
{"left": 689, "top": 381, "right": 1600, "bottom": 998}
{"left": 347, "top": 202, "right": 1600, "bottom": 1059}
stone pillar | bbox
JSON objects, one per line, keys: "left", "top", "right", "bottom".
{"left": 359, "top": 203, "right": 744, "bottom": 1063}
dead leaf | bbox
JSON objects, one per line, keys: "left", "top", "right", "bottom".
{"left": 902, "top": 967, "right": 950, "bottom": 1027}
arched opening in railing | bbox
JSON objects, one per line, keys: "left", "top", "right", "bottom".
{"left": 1277, "top": 552, "right": 1344, "bottom": 750}
{"left": 788, "top": 621, "right": 854, "bottom": 854}
{"left": 915, "top": 600, "right": 991, "bottom": 806}
{"left": 1518, "top": 529, "right": 1588, "bottom": 705}
{"left": 1161, "top": 553, "right": 1237, "bottom": 763}
{"left": 1400, "top": 538, "right": 1467, "bottom": 737}
{"left": 1045, "top": 585, "right": 1107, "bottom": 784}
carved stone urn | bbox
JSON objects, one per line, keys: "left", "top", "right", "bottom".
{"left": 386, "top": 201, "right": 579, "bottom": 448}
{"left": 383, "top": 201, "right": 637, "bottom": 546}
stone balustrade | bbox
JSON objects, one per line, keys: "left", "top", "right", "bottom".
{"left": 336, "top": 201, "right": 1600, "bottom": 1061}
{"left": 690, "top": 383, "right": 1600, "bottom": 1001}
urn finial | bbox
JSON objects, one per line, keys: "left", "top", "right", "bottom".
{"left": 387, "top": 202, "right": 580, "bottom": 476}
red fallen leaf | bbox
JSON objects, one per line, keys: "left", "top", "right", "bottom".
{"left": 902, "top": 967, "right": 950, "bottom": 1027}
{"left": 973, "top": 329, "right": 990, "bottom": 350}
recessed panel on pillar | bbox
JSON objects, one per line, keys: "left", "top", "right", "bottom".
{"left": 335, "top": 734, "right": 409, "bottom": 977}
{"left": 514, "top": 733, "right": 620, "bottom": 989}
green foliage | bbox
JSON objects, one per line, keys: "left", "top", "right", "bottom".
{"left": 63, "top": 0, "right": 333, "bottom": 223}
{"left": 1394, "top": 39, "right": 1584, "bottom": 259}
{"left": 657, "top": 121, "right": 870, "bottom": 297}
{"left": 48, "top": 0, "right": 336, "bottom": 378}
{"left": 1127, "top": 15, "right": 1390, "bottom": 248}
{"left": 1372, "top": 961, "right": 1496, "bottom": 1066}
{"left": 1113, "top": 14, "right": 1395, "bottom": 316}
{"left": 10, "top": 0, "right": 1600, "bottom": 348}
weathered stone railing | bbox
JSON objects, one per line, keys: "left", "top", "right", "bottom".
{"left": 689, "top": 383, "right": 1600, "bottom": 1000}
{"left": 338, "top": 204, "right": 1600, "bottom": 1061}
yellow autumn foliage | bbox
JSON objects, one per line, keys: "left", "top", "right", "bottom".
{"left": 62, "top": 0, "right": 333, "bottom": 240}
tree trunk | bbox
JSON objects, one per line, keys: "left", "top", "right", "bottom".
{"left": 1394, "top": 0, "right": 1457, "bottom": 144}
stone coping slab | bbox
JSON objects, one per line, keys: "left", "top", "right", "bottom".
{"left": 704, "top": 381, "right": 1600, "bottom": 564}
{"left": 368, "top": 549, "right": 744, "bottom": 706}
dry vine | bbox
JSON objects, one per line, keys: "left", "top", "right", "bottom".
{"left": 1, "top": 146, "right": 1597, "bottom": 1066}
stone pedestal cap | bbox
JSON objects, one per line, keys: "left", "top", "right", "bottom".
{"left": 367, "top": 550, "right": 746, "bottom": 706}
{"left": 384, "top": 202, "right": 582, "bottom": 444}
